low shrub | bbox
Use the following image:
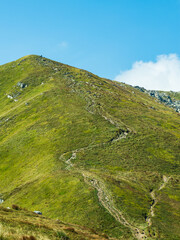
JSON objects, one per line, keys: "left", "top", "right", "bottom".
{"left": 12, "top": 204, "right": 21, "bottom": 210}
{"left": 56, "top": 231, "right": 69, "bottom": 240}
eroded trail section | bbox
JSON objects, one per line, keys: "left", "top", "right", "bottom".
{"left": 82, "top": 171, "right": 147, "bottom": 240}
{"left": 60, "top": 142, "right": 148, "bottom": 240}
{"left": 60, "top": 147, "right": 147, "bottom": 240}
{"left": 146, "top": 175, "right": 171, "bottom": 226}
{"left": 61, "top": 147, "right": 170, "bottom": 240}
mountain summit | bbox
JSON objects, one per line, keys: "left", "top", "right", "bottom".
{"left": 0, "top": 55, "right": 179, "bottom": 240}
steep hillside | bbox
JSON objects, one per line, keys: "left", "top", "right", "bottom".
{"left": 0, "top": 206, "right": 110, "bottom": 240}
{"left": 0, "top": 55, "right": 179, "bottom": 240}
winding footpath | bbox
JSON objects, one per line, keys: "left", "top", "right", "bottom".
{"left": 58, "top": 98, "right": 148, "bottom": 239}
{"left": 82, "top": 171, "right": 147, "bottom": 240}
{"left": 60, "top": 140, "right": 171, "bottom": 240}
{"left": 60, "top": 144, "right": 148, "bottom": 240}
{"left": 146, "top": 175, "right": 171, "bottom": 226}
{"left": 58, "top": 86, "right": 170, "bottom": 239}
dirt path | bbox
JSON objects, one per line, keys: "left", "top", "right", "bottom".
{"left": 58, "top": 84, "right": 164, "bottom": 239}
{"left": 58, "top": 97, "right": 148, "bottom": 239}
{"left": 60, "top": 146, "right": 147, "bottom": 240}
{"left": 59, "top": 128, "right": 129, "bottom": 170}
{"left": 82, "top": 171, "right": 147, "bottom": 240}
{"left": 61, "top": 144, "right": 171, "bottom": 240}
{"left": 146, "top": 175, "right": 171, "bottom": 226}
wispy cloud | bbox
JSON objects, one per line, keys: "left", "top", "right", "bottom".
{"left": 115, "top": 54, "right": 180, "bottom": 91}
{"left": 58, "top": 41, "right": 68, "bottom": 49}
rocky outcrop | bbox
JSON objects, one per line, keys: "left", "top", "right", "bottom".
{"left": 17, "top": 82, "right": 27, "bottom": 88}
{"left": 134, "top": 86, "right": 180, "bottom": 113}
{"left": 6, "top": 82, "right": 28, "bottom": 102}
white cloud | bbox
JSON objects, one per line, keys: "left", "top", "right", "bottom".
{"left": 58, "top": 41, "right": 68, "bottom": 49}
{"left": 115, "top": 54, "right": 180, "bottom": 91}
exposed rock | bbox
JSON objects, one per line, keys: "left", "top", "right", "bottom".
{"left": 7, "top": 92, "right": 20, "bottom": 100}
{"left": 17, "top": 82, "right": 27, "bottom": 88}
{"left": 33, "top": 211, "right": 42, "bottom": 215}
{"left": 7, "top": 94, "right": 13, "bottom": 99}
{"left": 134, "top": 86, "right": 180, "bottom": 113}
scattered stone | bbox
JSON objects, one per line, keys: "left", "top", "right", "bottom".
{"left": 17, "top": 82, "right": 27, "bottom": 88}
{"left": 33, "top": 211, "right": 42, "bottom": 215}
{"left": 0, "top": 199, "right": 4, "bottom": 204}
{"left": 7, "top": 94, "right": 13, "bottom": 99}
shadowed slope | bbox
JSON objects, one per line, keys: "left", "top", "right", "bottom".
{"left": 0, "top": 206, "right": 113, "bottom": 240}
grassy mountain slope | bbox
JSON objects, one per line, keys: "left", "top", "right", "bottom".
{"left": 0, "top": 206, "right": 110, "bottom": 240}
{"left": 0, "top": 55, "right": 179, "bottom": 240}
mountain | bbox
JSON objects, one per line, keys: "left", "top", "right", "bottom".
{"left": 0, "top": 55, "right": 179, "bottom": 240}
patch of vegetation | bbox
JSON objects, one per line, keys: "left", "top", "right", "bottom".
{"left": 56, "top": 231, "right": 69, "bottom": 239}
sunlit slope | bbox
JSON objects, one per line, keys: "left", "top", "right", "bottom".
{"left": 0, "top": 55, "right": 179, "bottom": 240}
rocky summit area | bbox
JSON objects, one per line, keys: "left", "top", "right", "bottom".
{"left": 134, "top": 86, "right": 180, "bottom": 113}
{"left": 0, "top": 55, "right": 179, "bottom": 240}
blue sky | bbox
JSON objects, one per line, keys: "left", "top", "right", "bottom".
{"left": 0, "top": 0, "right": 180, "bottom": 90}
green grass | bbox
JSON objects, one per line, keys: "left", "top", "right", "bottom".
{"left": 0, "top": 206, "right": 110, "bottom": 240}
{"left": 0, "top": 55, "right": 179, "bottom": 239}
